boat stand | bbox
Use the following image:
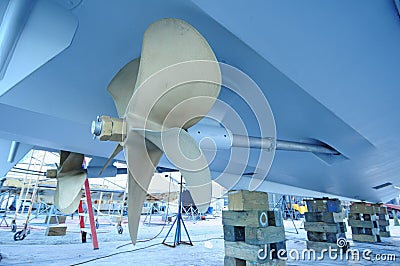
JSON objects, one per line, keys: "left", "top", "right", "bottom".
{"left": 162, "top": 175, "right": 193, "bottom": 248}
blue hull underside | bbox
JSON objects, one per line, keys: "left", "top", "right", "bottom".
{"left": 0, "top": 0, "right": 399, "bottom": 202}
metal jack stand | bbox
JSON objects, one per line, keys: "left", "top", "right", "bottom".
{"left": 273, "top": 195, "right": 298, "bottom": 234}
{"left": 162, "top": 175, "right": 193, "bottom": 247}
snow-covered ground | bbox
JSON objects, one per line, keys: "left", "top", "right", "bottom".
{"left": 0, "top": 213, "right": 399, "bottom": 265}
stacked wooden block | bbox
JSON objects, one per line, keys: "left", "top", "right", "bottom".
{"left": 44, "top": 215, "right": 67, "bottom": 236}
{"left": 223, "top": 190, "right": 286, "bottom": 266}
{"left": 45, "top": 215, "right": 67, "bottom": 225}
{"left": 45, "top": 225, "right": 67, "bottom": 236}
{"left": 373, "top": 204, "right": 390, "bottom": 237}
{"left": 304, "top": 198, "right": 348, "bottom": 251}
{"left": 348, "top": 202, "right": 381, "bottom": 243}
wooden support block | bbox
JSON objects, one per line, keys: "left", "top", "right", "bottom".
{"left": 267, "top": 211, "right": 283, "bottom": 227}
{"left": 224, "top": 225, "right": 245, "bottom": 242}
{"left": 378, "top": 213, "right": 389, "bottom": 221}
{"left": 351, "top": 227, "right": 379, "bottom": 235}
{"left": 347, "top": 213, "right": 360, "bottom": 220}
{"left": 304, "top": 222, "right": 346, "bottom": 233}
{"left": 246, "top": 259, "right": 287, "bottom": 266}
{"left": 378, "top": 206, "right": 388, "bottom": 214}
{"left": 305, "top": 198, "right": 341, "bottom": 213}
{"left": 45, "top": 216, "right": 66, "bottom": 224}
{"left": 326, "top": 232, "right": 346, "bottom": 243}
{"left": 228, "top": 190, "right": 269, "bottom": 211}
{"left": 225, "top": 241, "right": 268, "bottom": 263}
{"left": 307, "top": 231, "right": 326, "bottom": 242}
{"left": 307, "top": 231, "right": 346, "bottom": 243}
{"left": 372, "top": 204, "right": 388, "bottom": 214}
{"left": 305, "top": 212, "right": 344, "bottom": 223}
{"left": 270, "top": 241, "right": 287, "bottom": 259}
{"left": 362, "top": 213, "right": 377, "bottom": 221}
{"left": 352, "top": 234, "right": 381, "bottom": 243}
{"left": 225, "top": 255, "right": 286, "bottom": 266}
{"left": 45, "top": 225, "right": 67, "bottom": 236}
{"left": 245, "top": 226, "right": 285, "bottom": 245}
{"left": 378, "top": 225, "right": 390, "bottom": 232}
{"left": 348, "top": 219, "right": 378, "bottom": 228}
{"left": 348, "top": 213, "right": 377, "bottom": 221}
{"left": 223, "top": 211, "right": 282, "bottom": 227}
{"left": 306, "top": 240, "right": 348, "bottom": 252}
{"left": 225, "top": 241, "right": 287, "bottom": 264}
{"left": 223, "top": 211, "right": 262, "bottom": 227}
{"left": 380, "top": 231, "right": 391, "bottom": 237}
{"left": 350, "top": 203, "right": 376, "bottom": 214}
{"left": 224, "top": 256, "right": 246, "bottom": 266}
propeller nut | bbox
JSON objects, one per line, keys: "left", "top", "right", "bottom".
{"left": 92, "top": 115, "right": 125, "bottom": 142}
{"left": 91, "top": 117, "right": 103, "bottom": 136}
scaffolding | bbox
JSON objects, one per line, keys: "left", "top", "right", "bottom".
{"left": 4, "top": 149, "right": 130, "bottom": 239}
{"left": 0, "top": 190, "right": 14, "bottom": 227}
{"left": 13, "top": 150, "right": 47, "bottom": 240}
{"left": 91, "top": 176, "right": 129, "bottom": 232}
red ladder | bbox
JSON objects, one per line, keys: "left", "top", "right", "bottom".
{"left": 78, "top": 179, "right": 99, "bottom": 250}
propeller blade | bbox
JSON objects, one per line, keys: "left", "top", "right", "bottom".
{"left": 125, "top": 18, "right": 221, "bottom": 130}
{"left": 107, "top": 58, "right": 140, "bottom": 118}
{"left": 99, "top": 144, "right": 123, "bottom": 176}
{"left": 124, "top": 133, "right": 163, "bottom": 244}
{"left": 54, "top": 151, "right": 86, "bottom": 214}
{"left": 54, "top": 172, "right": 86, "bottom": 214}
{"left": 137, "top": 128, "right": 211, "bottom": 213}
{"left": 59, "top": 150, "right": 70, "bottom": 167}
{"left": 58, "top": 151, "right": 84, "bottom": 174}
{"left": 122, "top": 19, "right": 219, "bottom": 243}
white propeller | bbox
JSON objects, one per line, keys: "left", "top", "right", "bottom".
{"left": 92, "top": 18, "right": 221, "bottom": 244}
{"left": 48, "top": 151, "right": 86, "bottom": 214}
